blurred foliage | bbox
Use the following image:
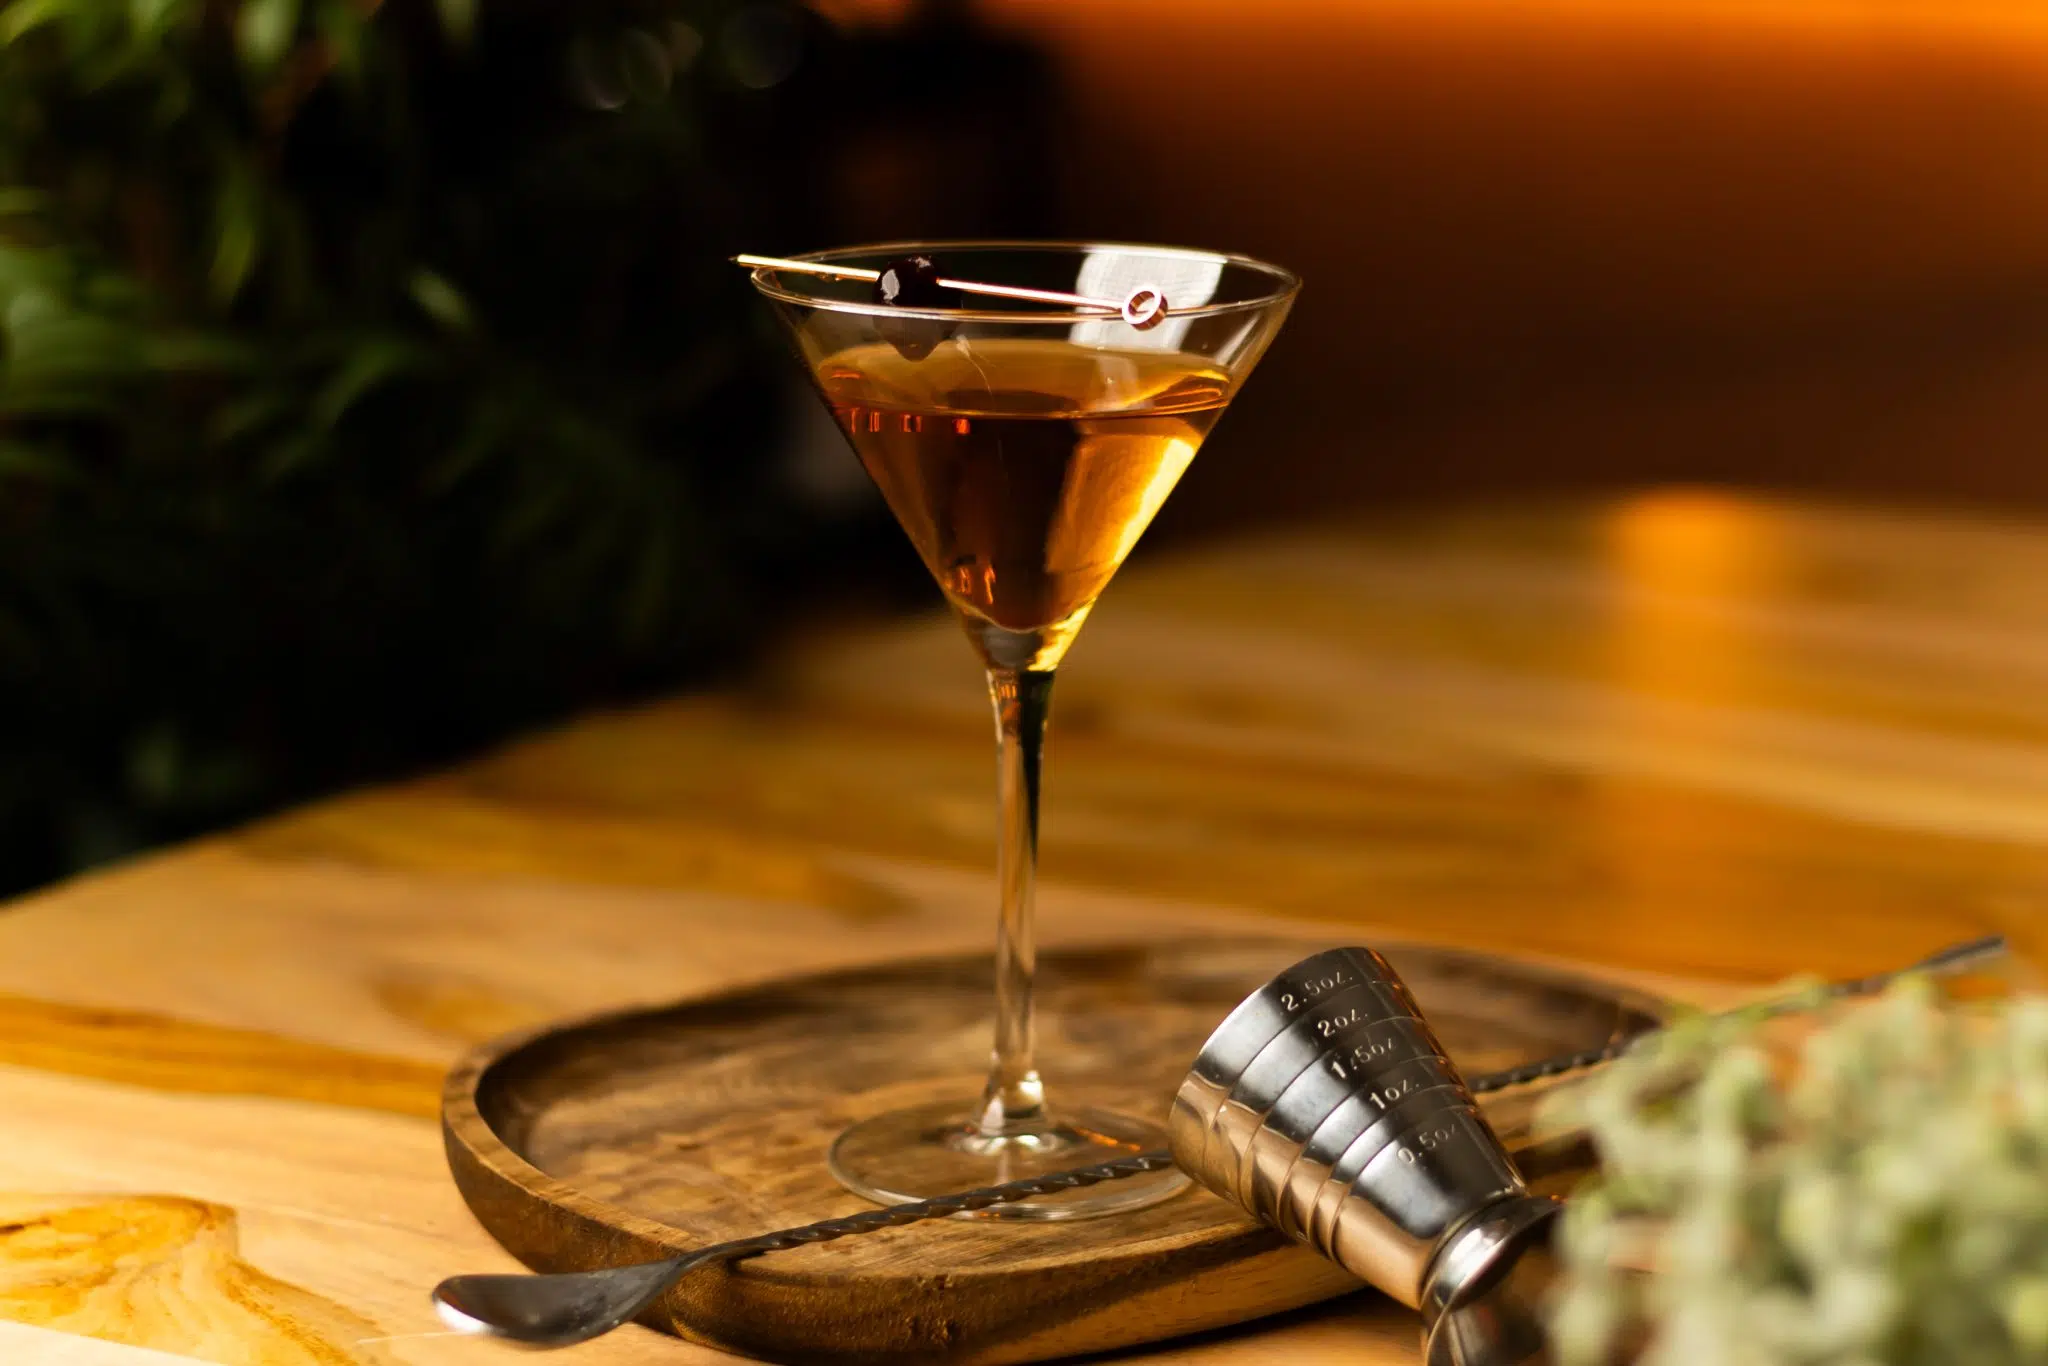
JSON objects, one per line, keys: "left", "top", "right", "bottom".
{"left": 1543, "top": 978, "right": 2048, "bottom": 1366}
{"left": 0, "top": 0, "right": 850, "bottom": 892}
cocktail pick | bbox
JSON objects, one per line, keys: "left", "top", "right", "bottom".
{"left": 735, "top": 253, "right": 1171, "bottom": 329}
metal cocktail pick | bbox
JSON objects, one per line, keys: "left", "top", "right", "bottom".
{"left": 734, "top": 253, "right": 1173, "bottom": 328}
{"left": 432, "top": 934, "right": 2006, "bottom": 1351}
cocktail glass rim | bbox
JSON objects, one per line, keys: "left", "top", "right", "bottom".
{"left": 746, "top": 238, "right": 1302, "bottom": 326}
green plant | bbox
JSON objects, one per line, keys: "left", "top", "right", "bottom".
{"left": 1543, "top": 979, "right": 2048, "bottom": 1366}
{"left": 0, "top": 0, "right": 839, "bottom": 889}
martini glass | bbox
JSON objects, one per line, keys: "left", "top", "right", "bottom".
{"left": 749, "top": 242, "right": 1297, "bottom": 1217}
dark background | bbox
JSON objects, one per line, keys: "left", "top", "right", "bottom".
{"left": 4, "top": 0, "right": 2046, "bottom": 896}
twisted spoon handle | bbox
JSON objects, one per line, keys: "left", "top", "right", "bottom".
{"left": 1462, "top": 932, "right": 2008, "bottom": 1094}
{"left": 707, "top": 1151, "right": 1182, "bottom": 1258}
{"left": 432, "top": 1151, "right": 1188, "bottom": 1344}
{"left": 709, "top": 933, "right": 2011, "bottom": 1240}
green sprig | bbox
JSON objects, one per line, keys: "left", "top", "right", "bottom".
{"left": 1544, "top": 979, "right": 2048, "bottom": 1366}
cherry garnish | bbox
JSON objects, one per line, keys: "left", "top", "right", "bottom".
{"left": 875, "top": 255, "right": 945, "bottom": 307}
{"left": 872, "top": 255, "right": 957, "bottom": 361}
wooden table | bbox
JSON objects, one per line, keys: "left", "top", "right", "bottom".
{"left": 1, "top": 493, "right": 2041, "bottom": 1366}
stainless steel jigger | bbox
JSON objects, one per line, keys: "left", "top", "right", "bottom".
{"left": 1171, "top": 947, "right": 1559, "bottom": 1366}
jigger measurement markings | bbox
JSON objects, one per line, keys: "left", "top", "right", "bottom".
{"left": 1279, "top": 971, "right": 1354, "bottom": 1013}
{"left": 1314, "top": 1006, "right": 1364, "bottom": 1039}
{"left": 1396, "top": 1126, "right": 1458, "bottom": 1165}
{"left": 1328, "top": 1032, "right": 1408, "bottom": 1080}
{"left": 1366, "top": 1077, "right": 1418, "bottom": 1111}
{"left": 733, "top": 254, "right": 1173, "bottom": 329}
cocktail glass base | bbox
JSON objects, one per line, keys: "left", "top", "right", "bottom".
{"left": 827, "top": 1100, "right": 1189, "bottom": 1220}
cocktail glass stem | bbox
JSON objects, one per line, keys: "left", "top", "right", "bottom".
{"left": 977, "top": 667, "right": 1053, "bottom": 1133}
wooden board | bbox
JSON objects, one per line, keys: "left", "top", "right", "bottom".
{"left": 444, "top": 939, "right": 1664, "bottom": 1364}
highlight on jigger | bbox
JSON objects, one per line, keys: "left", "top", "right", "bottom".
{"left": 733, "top": 253, "right": 1172, "bottom": 330}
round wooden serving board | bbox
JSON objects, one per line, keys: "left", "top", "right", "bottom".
{"left": 443, "top": 939, "right": 1664, "bottom": 1365}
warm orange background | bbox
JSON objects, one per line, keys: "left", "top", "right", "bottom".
{"left": 868, "top": 1, "right": 2048, "bottom": 527}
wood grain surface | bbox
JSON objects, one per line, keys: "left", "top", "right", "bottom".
{"left": 0, "top": 493, "right": 2041, "bottom": 1366}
